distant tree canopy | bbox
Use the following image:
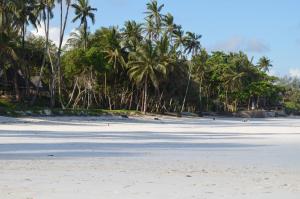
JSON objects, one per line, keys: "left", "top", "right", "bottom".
{"left": 0, "top": 0, "right": 287, "bottom": 114}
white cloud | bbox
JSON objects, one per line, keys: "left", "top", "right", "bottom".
{"left": 210, "top": 36, "right": 270, "bottom": 53}
{"left": 289, "top": 68, "right": 300, "bottom": 78}
{"left": 31, "top": 24, "right": 68, "bottom": 47}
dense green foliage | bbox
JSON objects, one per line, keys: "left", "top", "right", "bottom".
{"left": 0, "top": 0, "right": 289, "bottom": 114}
{"left": 278, "top": 77, "right": 300, "bottom": 114}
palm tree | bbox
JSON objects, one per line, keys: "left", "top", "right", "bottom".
{"left": 144, "top": 0, "right": 164, "bottom": 40}
{"left": 0, "top": 32, "right": 17, "bottom": 60}
{"left": 72, "top": 0, "right": 97, "bottom": 50}
{"left": 54, "top": 0, "right": 71, "bottom": 108}
{"left": 102, "top": 27, "right": 126, "bottom": 71}
{"left": 181, "top": 31, "right": 202, "bottom": 112}
{"left": 193, "top": 49, "right": 209, "bottom": 108}
{"left": 65, "top": 26, "right": 86, "bottom": 49}
{"left": 221, "top": 67, "right": 245, "bottom": 111}
{"left": 127, "top": 40, "right": 168, "bottom": 114}
{"left": 95, "top": 27, "right": 126, "bottom": 100}
{"left": 0, "top": 0, "right": 21, "bottom": 101}
{"left": 0, "top": 28, "right": 19, "bottom": 101}
{"left": 14, "top": 0, "right": 38, "bottom": 49}
{"left": 258, "top": 56, "right": 272, "bottom": 73}
{"left": 163, "top": 13, "right": 175, "bottom": 42}
{"left": 35, "top": 0, "right": 55, "bottom": 49}
{"left": 173, "top": 25, "right": 185, "bottom": 57}
{"left": 122, "top": 20, "right": 143, "bottom": 52}
{"left": 0, "top": 0, "right": 38, "bottom": 100}
{"left": 31, "top": 0, "right": 55, "bottom": 105}
{"left": 144, "top": 18, "right": 155, "bottom": 40}
{"left": 184, "top": 32, "right": 202, "bottom": 56}
{"left": 0, "top": 0, "right": 18, "bottom": 58}
{"left": 0, "top": 0, "right": 18, "bottom": 32}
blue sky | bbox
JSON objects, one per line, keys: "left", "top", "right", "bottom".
{"left": 33, "top": 0, "right": 300, "bottom": 77}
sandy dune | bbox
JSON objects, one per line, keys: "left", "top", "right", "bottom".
{"left": 0, "top": 116, "right": 299, "bottom": 199}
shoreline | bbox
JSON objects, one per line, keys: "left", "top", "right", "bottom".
{"left": 0, "top": 116, "right": 299, "bottom": 199}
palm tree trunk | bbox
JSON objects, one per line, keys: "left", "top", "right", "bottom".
{"left": 199, "top": 78, "right": 202, "bottom": 110}
{"left": 225, "top": 89, "right": 228, "bottom": 112}
{"left": 181, "top": 72, "right": 191, "bottom": 112}
{"left": 50, "top": 72, "right": 56, "bottom": 107}
{"left": 206, "top": 85, "right": 210, "bottom": 111}
{"left": 84, "top": 21, "right": 87, "bottom": 50}
{"left": 66, "top": 77, "right": 78, "bottom": 108}
{"left": 143, "top": 76, "right": 148, "bottom": 114}
{"left": 31, "top": 13, "right": 50, "bottom": 105}
{"left": 129, "top": 86, "right": 134, "bottom": 110}
{"left": 21, "top": 24, "right": 30, "bottom": 97}
{"left": 248, "top": 97, "right": 251, "bottom": 111}
{"left": 56, "top": 0, "right": 71, "bottom": 109}
{"left": 104, "top": 72, "right": 107, "bottom": 98}
{"left": 13, "top": 66, "right": 20, "bottom": 102}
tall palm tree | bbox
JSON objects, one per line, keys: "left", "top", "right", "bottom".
{"left": 1, "top": 0, "right": 39, "bottom": 100}
{"left": 193, "top": 49, "right": 209, "bottom": 108}
{"left": 258, "top": 56, "right": 272, "bottom": 73}
{"left": 144, "top": 0, "right": 164, "bottom": 40}
{"left": 127, "top": 40, "right": 168, "bottom": 114}
{"left": 31, "top": 0, "right": 55, "bottom": 105}
{"left": 181, "top": 31, "right": 202, "bottom": 112}
{"left": 98, "top": 27, "right": 126, "bottom": 99}
{"left": 54, "top": 0, "right": 71, "bottom": 108}
{"left": 72, "top": 0, "right": 97, "bottom": 50}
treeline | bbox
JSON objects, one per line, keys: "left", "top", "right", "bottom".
{"left": 279, "top": 77, "right": 300, "bottom": 114}
{"left": 0, "top": 0, "right": 290, "bottom": 114}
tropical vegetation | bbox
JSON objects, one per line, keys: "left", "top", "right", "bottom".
{"left": 0, "top": 0, "right": 295, "bottom": 115}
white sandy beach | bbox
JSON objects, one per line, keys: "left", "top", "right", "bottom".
{"left": 0, "top": 116, "right": 299, "bottom": 199}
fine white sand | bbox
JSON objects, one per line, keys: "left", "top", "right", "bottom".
{"left": 0, "top": 116, "right": 299, "bottom": 199}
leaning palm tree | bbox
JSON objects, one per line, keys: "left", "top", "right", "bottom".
{"left": 72, "top": 0, "right": 97, "bottom": 50}
{"left": 127, "top": 40, "right": 168, "bottom": 114}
